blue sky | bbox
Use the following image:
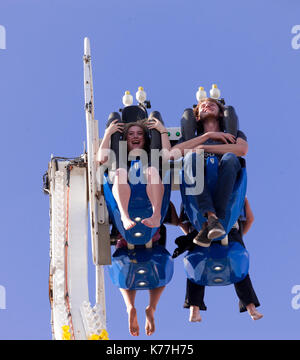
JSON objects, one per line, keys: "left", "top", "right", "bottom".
{"left": 0, "top": 0, "right": 300, "bottom": 340}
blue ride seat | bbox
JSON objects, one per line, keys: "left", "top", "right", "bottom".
{"left": 103, "top": 102, "right": 174, "bottom": 290}
{"left": 180, "top": 157, "right": 249, "bottom": 286}
{"left": 108, "top": 243, "right": 174, "bottom": 290}
{"left": 183, "top": 240, "right": 249, "bottom": 286}
{"left": 178, "top": 102, "right": 249, "bottom": 286}
{"left": 103, "top": 105, "right": 172, "bottom": 245}
{"left": 104, "top": 159, "right": 171, "bottom": 245}
{"left": 179, "top": 102, "right": 247, "bottom": 240}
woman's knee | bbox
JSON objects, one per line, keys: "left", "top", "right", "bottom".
{"left": 145, "top": 166, "right": 162, "bottom": 184}
{"left": 115, "top": 167, "right": 128, "bottom": 177}
{"left": 113, "top": 167, "right": 129, "bottom": 185}
{"left": 145, "top": 166, "right": 159, "bottom": 176}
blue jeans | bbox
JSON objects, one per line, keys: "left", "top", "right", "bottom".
{"left": 189, "top": 152, "right": 242, "bottom": 220}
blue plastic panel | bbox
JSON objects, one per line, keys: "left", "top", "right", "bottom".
{"left": 104, "top": 160, "right": 171, "bottom": 245}
{"left": 184, "top": 242, "right": 249, "bottom": 286}
{"left": 108, "top": 245, "right": 174, "bottom": 290}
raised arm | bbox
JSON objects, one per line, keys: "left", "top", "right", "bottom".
{"left": 145, "top": 118, "right": 171, "bottom": 162}
{"left": 97, "top": 119, "right": 124, "bottom": 164}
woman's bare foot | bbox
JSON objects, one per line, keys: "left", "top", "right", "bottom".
{"left": 121, "top": 215, "right": 136, "bottom": 230}
{"left": 128, "top": 307, "right": 139, "bottom": 336}
{"left": 189, "top": 306, "right": 202, "bottom": 322}
{"left": 141, "top": 215, "right": 161, "bottom": 228}
{"left": 246, "top": 303, "right": 263, "bottom": 321}
{"left": 145, "top": 306, "right": 155, "bottom": 336}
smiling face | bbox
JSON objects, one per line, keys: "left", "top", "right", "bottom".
{"left": 126, "top": 125, "right": 146, "bottom": 151}
{"left": 193, "top": 98, "right": 224, "bottom": 120}
{"left": 193, "top": 98, "right": 224, "bottom": 133}
{"left": 198, "top": 99, "right": 220, "bottom": 120}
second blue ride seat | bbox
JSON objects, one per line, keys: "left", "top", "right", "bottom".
{"left": 178, "top": 105, "right": 249, "bottom": 286}
{"left": 179, "top": 105, "right": 246, "bottom": 240}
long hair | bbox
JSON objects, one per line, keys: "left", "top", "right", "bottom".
{"left": 193, "top": 98, "right": 225, "bottom": 133}
{"left": 123, "top": 119, "right": 150, "bottom": 153}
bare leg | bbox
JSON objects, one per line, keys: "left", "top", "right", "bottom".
{"left": 246, "top": 303, "right": 263, "bottom": 321}
{"left": 112, "top": 168, "right": 136, "bottom": 230}
{"left": 141, "top": 167, "right": 164, "bottom": 228}
{"left": 119, "top": 288, "right": 139, "bottom": 336}
{"left": 189, "top": 305, "right": 202, "bottom": 322}
{"left": 145, "top": 286, "right": 165, "bottom": 336}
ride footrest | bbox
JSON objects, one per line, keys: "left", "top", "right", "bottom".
{"left": 108, "top": 245, "right": 174, "bottom": 290}
{"left": 184, "top": 242, "right": 249, "bottom": 286}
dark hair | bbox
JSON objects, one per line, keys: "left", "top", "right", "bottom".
{"left": 123, "top": 119, "right": 150, "bottom": 153}
{"left": 193, "top": 97, "right": 225, "bottom": 133}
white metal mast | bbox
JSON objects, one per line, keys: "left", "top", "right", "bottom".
{"left": 83, "top": 37, "right": 110, "bottom": 327}
{"left": 46, "top": 38, "right": 111, "bottom": 340}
